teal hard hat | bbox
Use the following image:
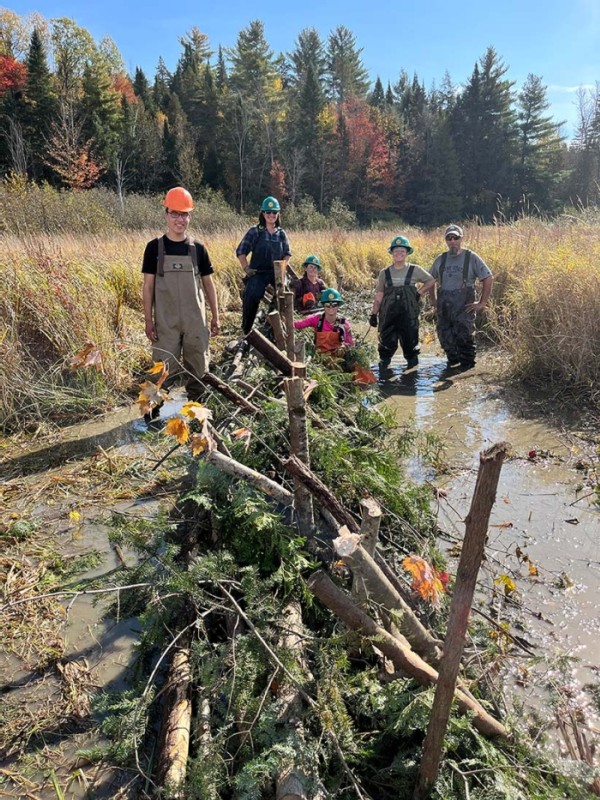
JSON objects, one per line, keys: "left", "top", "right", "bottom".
{"left": 319, "top": 287, "right": 344, "bottom": 306}
{"left": 388, "top": 235, "right": 414, "bottom": 255}
{"left": 303, "top": 254, "right": 321, "bottom": 270}
{"left": 261, "top": 196, "right": 281, "bottom": 212}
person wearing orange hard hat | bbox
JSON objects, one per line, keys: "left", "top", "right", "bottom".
{"left": 141, "top": 187, "right": 220, "bottom": 422}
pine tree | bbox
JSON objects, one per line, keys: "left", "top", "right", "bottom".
{"left": 515, "top": 73, "right": 565, "bottom": 212}
{"left": 325, "top": 26, "right": 369, "bottom": 102}
{"left": 369, "top": 77, "right": 385, "bottom": 109}
{"left": 23, "top": 27, "right": 56, "bottom": 180}
{"left": 452, "top": 47, "right": 518, "bottom": 219}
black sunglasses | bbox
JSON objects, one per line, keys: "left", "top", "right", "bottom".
{"left": 445, "top": 234, "right": 461, "bottom": 241}
{"left": 264, "top": 210, "right": 278, "bottom": 214}
{"left": 323, "top": 301, "right": 340, "bottom": 308}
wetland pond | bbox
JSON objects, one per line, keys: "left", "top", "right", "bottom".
{"left": 1, "top": 348, "right": 598, "bottom": 796}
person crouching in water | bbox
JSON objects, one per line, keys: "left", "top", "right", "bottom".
{"left": 294, "top": 287, "right": 353, "bottom": 356}
{"left": 369, "top": 235, "right": 434, "bottom": 378}
{"left": 294, "top": 254, "right": 326, "bottom": 314}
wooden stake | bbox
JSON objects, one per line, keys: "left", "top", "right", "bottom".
{"left": 284, "top": 378, "right": 314, "bottom": 535}
{"left": 415, "top": 442, "right": 509, "bottom": 800}
{"left": 268, "top": 310, "right": 287, "bottom": 350}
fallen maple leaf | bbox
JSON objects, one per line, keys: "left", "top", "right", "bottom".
{"left": 136, "top": 381, "right": 168, "bottom": 416}
{"left": 190, "top": 432, "right": 209, "bottom": 455}
{"left": 528, "top": 561, "right": 538, "bottom": 577}
{"left": 69, "top": 342, "right": 103, "bottom": 372}
{"left": 494, "top": 573, "right": 517, "bottom": 596}
{"left": 146, "top": 361, "right": 169, "bottom": 389}
{"left": 402, "top": 554, "right": 446, "bottom": 605}
{"left": 165, "top": 417, "right": 189, "bottom": 444}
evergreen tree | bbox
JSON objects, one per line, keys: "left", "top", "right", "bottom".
{"left": 23, "top": 27, "right": 56, "bottom": 180}
{"left": 417, "top": 116, "right": 463, "bottom": 225}
{"left": 369, "top": 76, "right": 385, "bottom": 109}
{"left": 153, "top": 56, "right": 172, "bottom": 113}
{"left": 215, "top": 46, "right": 227, "bottom": 91}
{"left": 515, "top": 73, "right": 565, "bottom": 212}
{"left": 133, "top": 67, "right": 153, "bottom": 111}
{"left": 80, "top": 56, "right": 122, "bottom": 169}
{"left": 325, "top": 26, "right": 369, "bottom": 102}
{"left": 452, "top": 47, "right": 518, "bottom": 219}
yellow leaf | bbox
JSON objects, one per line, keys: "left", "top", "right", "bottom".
{"left": 69, "top": 510, "right": 81, "bottom": 523}
{"left": 165, "top": 417, "right": 189, "bottom": 445}
{"left": 494, "top": 574, "right": 517, "bottom": 596}
{"left": 528, "top": 561, "right": 538, "bottom": 577}
{"left": 147, "top": 361, "right": 166, "bottom": 375}
{"left": 181, "top": 402, "right": 212, "bottom": 423}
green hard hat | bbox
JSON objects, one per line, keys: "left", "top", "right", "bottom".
{"left": 319, "top": 287, "right": 344, "bottom": 306}
{"left": 261, "top": 196, "right": 281, "bottom": 212}
{"left": 388, "top": 235, "right": 414, "bottom": 255}
{"left": 303, "top": 254, "right": 321, "bottom": 270}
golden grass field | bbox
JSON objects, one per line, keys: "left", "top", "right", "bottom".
{"left": 1, "top": 218, "right": 599, "bottom": 430}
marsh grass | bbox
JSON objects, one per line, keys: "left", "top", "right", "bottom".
{"left": 1, "top": 214, "right": 599, "bottom": 431}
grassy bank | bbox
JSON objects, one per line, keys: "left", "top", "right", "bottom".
{"left": 1, "top": 217, "right": 599, "bottom": 431}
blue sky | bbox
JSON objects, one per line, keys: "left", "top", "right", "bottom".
{"left": 6, "top": 0, "right": 600, "bottom": 137}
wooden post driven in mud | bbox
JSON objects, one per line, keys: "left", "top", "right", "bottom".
{"left": 284, "top": 377, "right": 314, "bottom": 535}
{"left": 415, "top": 442, "right": 510, "bottom": 800}
{"left": 274, "top": 259, "right": 287, "bottom": 296}
{"left": 268, "top": 310, "right": 286, "bottom": 351}
{"left": 281, "top": 291, "right": 296, "bottom": 361}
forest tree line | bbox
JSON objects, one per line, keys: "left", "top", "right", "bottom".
{"left": 2, "top": 9, "right": 600, "bottom": 226}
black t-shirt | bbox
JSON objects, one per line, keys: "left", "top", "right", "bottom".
{"left": 141, "top": 235, "right": 214, "bottom": 276}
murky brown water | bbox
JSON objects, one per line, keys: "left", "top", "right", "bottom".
{"left": 379, "top": 348, "right": 600, "bottom": 741}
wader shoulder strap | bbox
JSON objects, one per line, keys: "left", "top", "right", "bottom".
{"left": 316, "top": 312, "right": 325, "bottom": 332}
{"left": 462, "top": 250, "right": 471, "bottom": 284}
{"left": 316, "top": 313, "right": 345, "bottom": 341}
{"left": 404, "top": 264, "right": 415, "bottom": 285}
{"left": 157, "top": 237, "right": 165, "bottom": 277}
{"left": 438, "top": 252, "right": 447, "bottom": 287}
{"left": 187, "top": 239, "right": 199, "bottom": 274}
{"left": 438, "top": 251, "right": 471, "bottom": 287}
{"left": 384, "top": 267, "right": 392, "bottom": 287}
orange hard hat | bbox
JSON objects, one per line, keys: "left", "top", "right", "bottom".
{"left": 163, "top": 187, "right": 194, "bottom": 212}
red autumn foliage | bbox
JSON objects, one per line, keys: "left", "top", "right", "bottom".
{"left": 0, "top": 55, "right": 26, "bottom": 95}
{"left": 112, "top": 73, "right": 137, "bottom": 104}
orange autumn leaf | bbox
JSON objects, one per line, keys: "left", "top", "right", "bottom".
{"left": 165, "top": 417, "right": 189, "bottom": 445}
{"left": 402, "top": 554, "right": 445, "bottom": 605}
{"left": 528, "top": 561, "right": 538, "bottom": 577}
{"left": 69, "top": 342, "right": 103, "bottom": 371}
{"left": 147, "top": 361, "right": 169, "bottom": 389}
{"left": 232, "top": 427, "right": 252, "bottom": 448}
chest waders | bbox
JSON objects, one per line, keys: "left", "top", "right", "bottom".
{"left": 435, "top": 249, "right": 476, "bottom": 366}
{"left": 153, "top": 237, "right": 209, "bottom": 400}
{"left": 315, "top": 313, "right": 346, "bottom": 355}
{"left": 242, "top": 227, "right": 286, "bottom": 333}
{"left": 378, "top": 265, "right": 421, "bottom": 364}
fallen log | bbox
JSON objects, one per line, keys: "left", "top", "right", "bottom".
{"left": 307, "top": 570, "right": 507, "bottom": 739}
{"left": 275, "top": 602, "right": 309, "bottom": 800}
{"left": 282, "top": 455, "right": 360, "bottom": 534}
{"left": 207, "top": 450, "right": 293, "bottom": 506}
{"left": 247, "top": 329, "right": 295, "bottom": 376}
{"left": 155, "top": 645, "right": 192, "bottom": 797}
{"left": 335, "top": 530, "right": 443, "bottom": 663}
{"left": 203, "top": 372, "right": 260, "bottom": 414}
{"left": 415, "top": 442, "right": 510, "bottom": 799}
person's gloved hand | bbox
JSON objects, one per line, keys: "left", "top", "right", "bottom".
{"left": 245, "top": 267, "right": 257, "bottom": 278}
{"left": 369, "top": 313, "right": 378, "bottom": 328}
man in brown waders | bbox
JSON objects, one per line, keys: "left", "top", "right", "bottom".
{"left": 142, "top": 187, "right": 220, "bottom": 423}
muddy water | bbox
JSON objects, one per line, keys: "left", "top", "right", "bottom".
{"left": 378, "top": 349, "right": 600, "bottom": 735}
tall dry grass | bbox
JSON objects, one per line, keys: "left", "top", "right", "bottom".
{"left": 1, "top": 217, "right": 598, "bottom": 431}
